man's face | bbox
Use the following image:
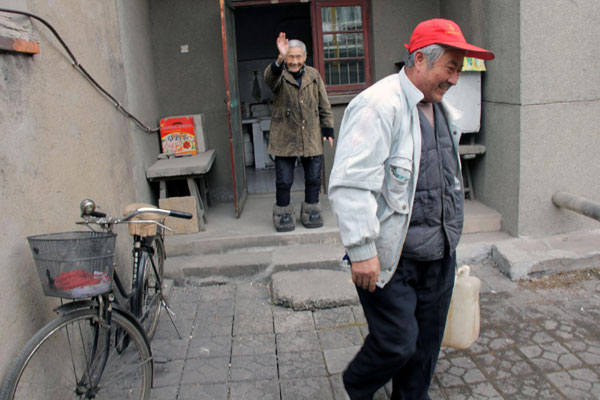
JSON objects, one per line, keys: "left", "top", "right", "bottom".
{"left": 285, "top": 46, "right": 306, "bottom": 73}
{"left": 417, "top": 48, "right": 464, "bottom": 103}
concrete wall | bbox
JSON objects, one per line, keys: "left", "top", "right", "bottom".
{"left": 445, "top": 0, "right": 600, "bottom": 237}
{"left": 442, "top": 0, "right": 523, "bottom": 236}
{"left": 370, "top": 0, "right": 439, "bottom": 80}
{"left": 149, "top": 0, "right": 232, "bottom": 201}
{"left": 116, "top": 0, "right": 162, "bottom": 202}
{"left": 0, "top": 0, "right": 157, "bottom": 382}
{"left": 517, "top": 0, "right": 600, "bottom": 236}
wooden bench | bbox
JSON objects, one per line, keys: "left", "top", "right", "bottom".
{"left": 459, "top": 144, "right": 486, "bottom": 200}
{"left": 146, "top": 149, "right": 216, "bottom": 230}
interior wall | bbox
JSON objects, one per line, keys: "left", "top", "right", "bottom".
{"left": 149, "top": 0, "right": 232, "bottom": 201}
{"left": 0, "top": 0, "right": 142, "bottom": 381}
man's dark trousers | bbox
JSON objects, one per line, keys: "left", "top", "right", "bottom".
{"left": 343, "top": 249, "right": 456, "bottom": 400}
{"left": 275, "top": 155, "right": 322, "bottom": 206}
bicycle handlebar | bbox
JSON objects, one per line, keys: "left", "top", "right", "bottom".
{"left": 79, "top": 199, "right": 193, "bottom": 231}
{"left": 168, "top": 210, "right": 193, "bottom": 219}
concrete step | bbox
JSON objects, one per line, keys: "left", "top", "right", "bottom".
{"left": 164, "top": 231, "right": 514, "bottom": 284}
{"left": 165, "top": 228, "right": 341, "bottom": 257}
{"left": 165, "top": 243, "right": 347, "bottom": 284}
{"left": 162, "top": 195, "right": 506, "bottom": 283}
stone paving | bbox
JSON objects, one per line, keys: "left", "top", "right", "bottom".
{"left": 150, "top": 261, "right": 600, "bottom": 399}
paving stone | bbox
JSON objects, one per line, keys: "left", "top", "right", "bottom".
{"left": 329, "top": 374, "right": 349, "bottom": 400}
{"left": 323, "top": 346, "right": 361, "bottom": 374}
{"left": 167, "top": 300, "right": 199, "bottom": 320}
{"left": 278, "top": 351, "right": 327, "bottom": 379}
{"left": 519, "top": 341, "right": 581, "bottom": 372}
{"left": 230, "top": 353, "right": 278, "bottom": 382}
{"left": 435, "top": 356, "right": 486, "bottom": 388}
{"left": 229, "top": 379, "right": 280, "bottom": 400}
{"left": 149, "top": 385, "right": 178, "bottom": 400}
{"left": 562, "top": 337, "right": 600, "bottom": 366}
{"left": 274, "top": 308, "right": 315, "bottom": 333}
{"left": 178, "top": 382, "right": 228, "bottom": 400}
{"left": 350, "top": 305, "right": 367, "bottom": 324}
{"left": 152, "top": 337, "right": 189, "bottom": 361}
{"left": 427, "top": 379, "right": 446, "bottom": 400}
{"left": 154, "top": 317, "right": 194, "bottom": 340}
{"left": 473, "top": 349, "right": 535, "bottom": 380}
{"left": 494, "top": 375, "right": 564, "bottom": 399}
{"left": 232, "top": 332, "right": 275, "bottom": 356}
{"left": 233, "top": 308, "right": 274, "bottom": 335}
{"left": 547, "top": 369, "right": 600, "bottom": 399}
{"left": 188, "top": 334, "right": 232, "bottom": 358}
{"left": 151, "top": 267, "right": 600, "bottom": 400}
{"left": 280, "top": 376, "right": 335, "bottom": 400}
{"left": 468, "top": 381, "right": 503, "bottom": 399}
{"left": 193, "top": 313, "right": 234, "bottom": 337}
{"left": 153, "top": 359, "right": 184, "bottom": 388}
{"left": 276, "top": 329, "right": 321, "bottom": 352}
{"left": 313, "top": 306, "right": 355, "bottom": 329}
{"left": 467, "top": 326, "right": 514, "bottom": 354}
{"left": 317, "top": 326, "right": 364, "bottom": 350}
{"left": 180, "top": 356, "right": 230, "bottom": 385}
{"left": 502, "top": 320, "right": 554, "bottom": 346}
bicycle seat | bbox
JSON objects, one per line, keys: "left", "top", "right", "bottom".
{"left": 123, "top": 203, "right": 163, "bottom": 237}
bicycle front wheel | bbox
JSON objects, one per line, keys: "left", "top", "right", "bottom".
{"left": 1, "top": 308, "right": 152, "bottom": 400}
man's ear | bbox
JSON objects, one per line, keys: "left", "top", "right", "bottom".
{"left": 414, "top": 50, "right": 427, "bottom": 70}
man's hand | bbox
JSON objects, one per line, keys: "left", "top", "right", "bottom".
{"left": 276, "top": 32, "right": 288, "bottom": 64}
{"left": 323, "top": 137, "right": 334, "bottom": 148}
{"left": 351, "top": 256, "right": 380, "bottom": 292}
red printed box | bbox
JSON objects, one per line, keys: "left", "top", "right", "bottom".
{"left": 159, "top": 116, "right": 197, "bottom": 156}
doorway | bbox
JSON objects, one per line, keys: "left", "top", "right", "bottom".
{"left": 233, "top": 3, "right": 313, "bottom": 195}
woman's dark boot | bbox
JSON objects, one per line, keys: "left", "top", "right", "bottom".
{"left": 273, "top": 204, "right": 295, "bottom": 232}
{"left": 301, "top": 202, "right": 323, "bottom": 228}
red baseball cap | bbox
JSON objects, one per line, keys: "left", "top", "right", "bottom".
{"left": 404, "top": 19, "right": 494, "bottom": 60}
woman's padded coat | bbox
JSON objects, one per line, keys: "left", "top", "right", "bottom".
{"left": 264, "top": 64, "right": 334, "bottom": 157}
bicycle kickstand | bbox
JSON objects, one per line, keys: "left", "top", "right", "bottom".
{"left": 160, "top": 294, "right": 183, "bottom": 340}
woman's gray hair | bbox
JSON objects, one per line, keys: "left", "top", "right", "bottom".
{"left": 288, "top": 39, "right": 307, "bottom": 56}
{"left": 405, "top": 44, "right": 446, "bottom": 68}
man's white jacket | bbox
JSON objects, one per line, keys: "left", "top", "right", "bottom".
{"left": 328, "top": 67, "right": 464, "bottom": 288}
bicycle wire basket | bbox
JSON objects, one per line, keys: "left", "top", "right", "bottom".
{"left": 27, "top": 231, "right": 117, "bottom": 299}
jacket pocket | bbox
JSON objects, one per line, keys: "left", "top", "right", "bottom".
{"left": 381, "top": 156, "right": 413, "bottom": 214}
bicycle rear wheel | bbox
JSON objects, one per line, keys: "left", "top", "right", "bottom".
{"left": 136, "top": 235, "right": 165, "bottom": 339}
{"left": 1, "top": 308, "right": 152, "bottom": 400}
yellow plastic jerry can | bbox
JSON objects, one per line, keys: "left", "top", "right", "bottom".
{"left": 442, "top": 265, "right": 481, "bottom": 349}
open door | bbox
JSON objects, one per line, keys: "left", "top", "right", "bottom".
{"left": 220, "top": 0, "right": 247, "bottom": 217}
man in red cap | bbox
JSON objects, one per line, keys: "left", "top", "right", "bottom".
{"left": 329, "top": 19, "right": 494, "bottom": 399}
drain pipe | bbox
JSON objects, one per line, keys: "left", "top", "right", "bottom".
{"left": 552, "top": 191, "right": 600, "bottom": 222}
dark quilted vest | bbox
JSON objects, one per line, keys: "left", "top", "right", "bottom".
{"left": 402, "top": 103, "right": 464, "bottom": 261}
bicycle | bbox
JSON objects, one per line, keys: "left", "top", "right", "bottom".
{"left": 0, "top": 200, "right": 192, "bottom": 400}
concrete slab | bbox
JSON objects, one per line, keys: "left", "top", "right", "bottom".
{"left": 492, "top": 229, "right": 600, "bottom": 280}
{"left": 271, "top": 270, "right": 358, "bottom": 310}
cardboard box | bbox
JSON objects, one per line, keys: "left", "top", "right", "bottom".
{"left": 158, "top": 196, "right": 200, "bottom": 235}
{"left": 160, "top": 116, "right": 197, "bottom": 156}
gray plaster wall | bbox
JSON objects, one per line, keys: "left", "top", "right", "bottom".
{"left": 443, "top": 0, "right": 522, "bottom": 235}
{"left": 149, "top": 0, "right": 232, "bottom": 201}
{"left": 0, "top": 0, "right": 154, "bottom": 382}
{"left": 116, "top": 0, "right": 162, "bottom": 202}
{"left": 447, "top": 1, "right": 600, "bottom": 236}
{"left": 370, "top": 0, "right": 439, "bottom": 80}
{"left": 517, "top": 0, "right": 600, "bottom": 235}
